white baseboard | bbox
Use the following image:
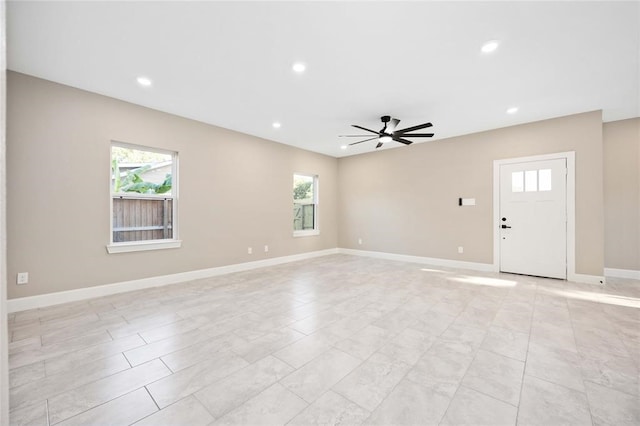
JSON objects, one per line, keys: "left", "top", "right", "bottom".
{"left": 7, "top": 248, "right": 339, "bottom": 313}
{"left": 337, "top": 248, "right": 496, "bottom": 272}
{"left": 604, "top": 268, "right": 640, "bottom": 280}
{"left": 568, "top": 272, "right": 606, "bottom": 285}
{"left": 9, "top": 248, "right": 626, "bottom": 313}
{"left": 340, "top": 248, "right": 612, "bottom": 285}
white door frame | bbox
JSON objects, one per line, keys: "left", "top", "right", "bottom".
{"left": 493, "top": 151, "right": 576, "bottom": 281}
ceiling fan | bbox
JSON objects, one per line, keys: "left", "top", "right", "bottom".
{"left": 340, "top": 115, "right": 434, "bottom": 148}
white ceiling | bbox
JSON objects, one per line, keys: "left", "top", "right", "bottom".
{"left": 7, "top": 1, "right": 640, "bottom": 158}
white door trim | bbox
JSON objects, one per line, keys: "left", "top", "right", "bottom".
{"left": 493, "top": 151, "right": 576, "bottom": 280}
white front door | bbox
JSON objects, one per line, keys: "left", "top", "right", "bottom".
{"left": 499, "top": 158, "right": 567, "bottom": 279}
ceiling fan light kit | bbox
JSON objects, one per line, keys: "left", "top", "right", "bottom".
{"left": 339, "top": 115, "right": 434, "bottom": 149}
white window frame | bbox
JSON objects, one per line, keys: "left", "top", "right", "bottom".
{"left": 107, "top": 141, "right": 181, "bottom": 254}
{"left": 293, "top": 173, "right": 319, "bottom": 237}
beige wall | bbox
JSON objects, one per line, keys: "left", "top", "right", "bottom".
{"left": 603, "top": 118, "right": 640, "bottom": 271}
{"left": 6, "top": 71, "right": 618, "bottom": 302}
{"left": 338, "top": 111, "right": 605, "bottom": 276}
{"left": 7, "top": 72, "right": 338, "bottom": 299}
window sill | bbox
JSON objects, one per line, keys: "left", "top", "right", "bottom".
{"left": 293, "top": 230, "right": 320, "bottom": 238}
{"left": 106, "top": 240, "right": 182, "bottom": 254}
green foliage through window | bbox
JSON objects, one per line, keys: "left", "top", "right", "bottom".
{"left": 112, "top": 158, "right": 172, "bottom": 194}
{"left": 293, "top": 175, "right": 314, "bottom": 201}
{"left": 293, "top": 181, "right": 312, "bottom": 200}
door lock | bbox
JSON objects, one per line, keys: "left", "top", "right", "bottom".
{"left": 501, "top": 224, "right": 512, "bottom": 229}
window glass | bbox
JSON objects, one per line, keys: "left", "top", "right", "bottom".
{"left": 511, "top": 171, "right": 524, "bottom": 192}
{"left": 112, "top": 146, "right": 172, "bottom": 195}
{"left": 525, "top": 170, "right": 538, "bottom": 192}
{"left": 539, "top": 169, "right": 552, "bottom": 191}
{"left": 111, "top": 143, "right": 176, "bottom": 243}
{"left": 293, "top": 174, "right": 317, "bottom": 233}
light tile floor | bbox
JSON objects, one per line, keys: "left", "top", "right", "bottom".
{"left": 7, "top": 254, "right": 640, "bottom": 425}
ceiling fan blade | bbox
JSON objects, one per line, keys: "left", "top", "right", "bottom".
{"left": 376, "top": 142, "right": 383, "bottom": 149}
{"left": 348, "top": 136, "right": 378, "bottom": 146}
{"left": 393, "top": 137, "right": 413, "bottom": 145}
{"left": 339, "top": 135, "right": 376, "bottom": 137}
{"left": 386, "top": 118, "right": 400, "bottom": 133}
{"left": 396, "top": 122, "right": 433, "bottom": 134}
{"left": 352, "top": 125, "right": 380, "bottom": 134}
{"left": 400, "top": 133, "right": 434, "bottom": 137}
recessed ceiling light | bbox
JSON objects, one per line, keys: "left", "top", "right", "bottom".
{"left": 292, "top": 62, "right": 306, "bottom": 73}
{"left": 481, "top": 40, "right": 499, "bottom": 53}
{"left": 272, "top": 122, "right": 281, "bottom": 129}
{"left": 340, "top": 145, "right": 347, "bottom": 150}
{"left": 136, "top": 76, "right": 152, "bottom": 87}
{"left": 506, "top": 107, "right": 519, "bottom": 114}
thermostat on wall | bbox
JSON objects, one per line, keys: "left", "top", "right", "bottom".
{"left": 458, "top": 198, "right": 476, "bottom": 206}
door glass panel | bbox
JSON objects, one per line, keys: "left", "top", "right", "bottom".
{"left": 511, "top": 171, "right": 524, "bottom": 192}
{"left": 525, "top": 170, "right": 537, "bottom": 192}
{"left": 539, "top": 169, "right": 552, "bottom": 191}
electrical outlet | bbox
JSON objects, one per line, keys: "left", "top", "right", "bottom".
{"left": 264, "top": 245, "right": 269, "bottom": 253}
{"left": 247, "top": 247, "right": 252, "bottom": 254}
{"left": 458, "top": 246, "right": 464, "bottom": 254}
{"left": 358, "top": 238, "right": 362, "bottom": 245}
{"left": 17, "top": 272, "right": 29, "bottom": 285}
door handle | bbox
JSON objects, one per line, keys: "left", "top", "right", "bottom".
{"left": 501, "top": 224, "right": 511, "bottom": 229}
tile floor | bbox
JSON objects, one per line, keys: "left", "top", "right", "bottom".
{"left": 7, "top": 254, "right": 640, "bottom": 425}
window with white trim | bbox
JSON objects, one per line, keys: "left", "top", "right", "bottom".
{"left": 293, "top": 173, "right": 319, "bottom": 236}
{"left": 108, "top": 142, "right": 179, "bottom": 253}
{"left": 511, "top": 168, "right": 553, "bottom": 193}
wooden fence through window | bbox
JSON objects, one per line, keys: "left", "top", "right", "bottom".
{"left": 112, "top": 197, "right": 173, "bottom": 242}
{"left": 293, "top": 203, "right": 315, "bottom": 230}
